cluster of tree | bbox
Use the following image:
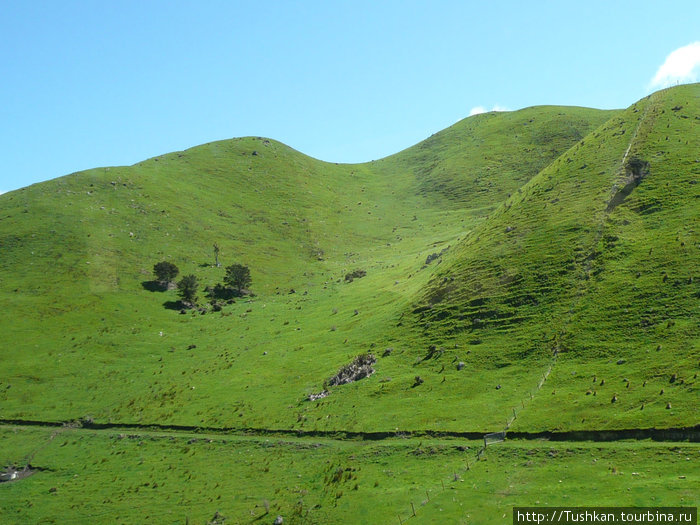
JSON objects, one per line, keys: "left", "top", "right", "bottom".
{"left": 152, "top": 260, "right": 252, "bottom": 309}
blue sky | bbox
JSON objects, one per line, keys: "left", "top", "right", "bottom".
{"left": 1, "top": 0, "right": 699, "bottom": 193}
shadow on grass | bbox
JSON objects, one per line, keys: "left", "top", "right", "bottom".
{"left": 142, "top": 280, "right": 167, "bottom": 292}
{"left": 163, "top": 300, "right": 185, "bottom": 311}
{"left": 205, "top": 284, "right": 241, "bottom": 301}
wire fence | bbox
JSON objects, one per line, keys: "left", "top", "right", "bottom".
{"left": 392, "top": 351, "right": 559, "bottom": 523}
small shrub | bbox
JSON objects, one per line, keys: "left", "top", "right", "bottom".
{"left": 344, "top": 269, "right": 366, "bottom": 282}
{"left": 425, "top": 252, "right": 440, "bottom": 265}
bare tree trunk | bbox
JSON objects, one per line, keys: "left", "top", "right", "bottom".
{"left": 213, "top": 243, "right": 221, "bottom": 267}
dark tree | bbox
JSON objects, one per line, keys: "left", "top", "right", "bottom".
{"left": 177, "top": 274, "right": 199, "bottom": 305}
{"left": 224, "top": 263, "right": 251, "bottom": 294}
{"left": 153, "top": 261, "right": 179, "bottom": 283}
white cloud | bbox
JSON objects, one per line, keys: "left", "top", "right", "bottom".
{"left": 650, "top": 42, "right": 700, "bottom": 89}
{"left": 469, "top": 104, "right": 509, "bottom": 116}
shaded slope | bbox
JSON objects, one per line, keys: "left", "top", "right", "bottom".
{"left": 373, "top": 105, "right": 615, "bottom": 209}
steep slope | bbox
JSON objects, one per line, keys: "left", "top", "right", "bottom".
{"left": 412, "top": 83, "right": 699, "bottom": 431}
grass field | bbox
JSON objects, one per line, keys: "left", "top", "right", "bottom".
{"left": 1, "top": 426, "right": 697, "bottom": 524}
{"left": 0, "top": 84, "right": 698, "bottom": 523}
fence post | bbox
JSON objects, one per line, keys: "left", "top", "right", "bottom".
{"left": 411, "top": 502, "right": 416, "bottom": 517}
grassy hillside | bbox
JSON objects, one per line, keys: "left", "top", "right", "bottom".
{"left": 0, "top": 105, "right": 611, "bottom": 433}
{"left": 373, "top": 105, "right": 615, "bottom": 209}
{"left": 1, "top": 426, "right": 696, "bottom": 525}
{"left": 1, "top": 85, "right": 698, "bottom": 524}
{"left": 413, "top": 84, "right": 700, "bottom": 432}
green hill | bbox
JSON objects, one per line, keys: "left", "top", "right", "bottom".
{"left": 0, "top": 104, "right": 613, "bottom": 432}
{"left": 414, "top": 85, "right": 700, "bottom": 432}
{"left": 0, "top": 84, "right": 697, "bottom": 524}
